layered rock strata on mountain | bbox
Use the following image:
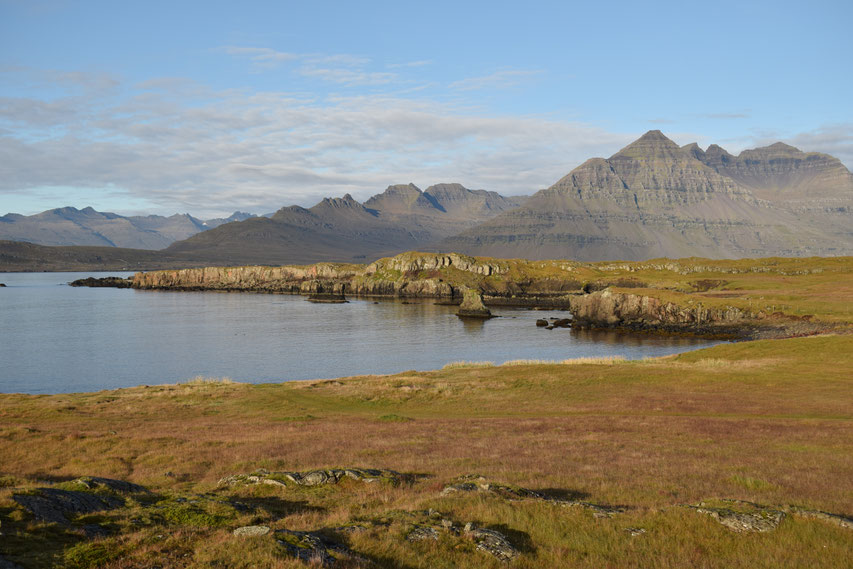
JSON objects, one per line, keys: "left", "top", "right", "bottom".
{"left": 443, "top": 131, "right": 853, "bottom": 261}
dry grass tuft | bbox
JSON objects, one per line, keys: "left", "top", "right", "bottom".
{"left": 441, "top": 361, "right": 495, "bottom": 369}
{"left": 558, "top": 355, "right": 627, "bottom": 365}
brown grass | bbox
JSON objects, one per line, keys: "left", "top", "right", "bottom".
{"left": 0, "top": 335, "right": 851, "bottom": 568}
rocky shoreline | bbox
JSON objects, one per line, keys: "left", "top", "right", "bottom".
{"left": 70, "top": 252, "right": 851, "bottom": 340}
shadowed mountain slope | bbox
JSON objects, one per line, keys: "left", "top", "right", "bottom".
{"left": 442, "top": 131, "right": 853, "bottom": 261}
{"left": 161, "top": 184, "right": 524, "bottom": 265}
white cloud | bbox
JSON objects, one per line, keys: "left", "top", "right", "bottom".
{"left": 786, "top": 124, "right": 853, "bottom": 169}
{"left": 0, "top": 69, "right": 633, "bottom": 217}
{"left": 220, "top": 46, "right": 299, "bottom": 69}
{"left": 449, "top": 69, "right": 542, "bottom": 91}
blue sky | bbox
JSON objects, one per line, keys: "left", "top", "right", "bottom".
{"left": 2, "top": 0, "right": 851, "bottom": 217}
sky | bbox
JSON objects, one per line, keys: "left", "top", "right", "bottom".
{"left": 1, "top": 0, "right": 851, "bottom": 218}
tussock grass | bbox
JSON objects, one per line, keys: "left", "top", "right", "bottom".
{"left": 181, "top": 375, "right": 237, "bottom": 385}
{"left": 441, "top": 361, "right": 495, "bottom": 369}
{"left": 499, "top": 356, "right": 628, "bottom": 366}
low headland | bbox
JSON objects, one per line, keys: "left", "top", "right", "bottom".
{"left": 3, "top": 253, "right": 851, "bottom": 568}
{"left": 124, "top": 251, "right": 853, "bottom": 339}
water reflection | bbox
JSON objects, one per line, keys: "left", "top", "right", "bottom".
{"left": 0, "top": 273, "right": 723, "bottom": 394}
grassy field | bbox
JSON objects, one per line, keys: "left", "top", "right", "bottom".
{"left": 1, "top": 335, "right": 851, "bottom": 568}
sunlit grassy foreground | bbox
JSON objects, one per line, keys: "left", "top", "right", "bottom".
{"left": 1, "top": 335, "right": 851, "bottom": 568}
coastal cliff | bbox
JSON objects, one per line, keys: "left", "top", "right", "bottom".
{"left": 569, "top": 290, "right": 752, "bottom": 336}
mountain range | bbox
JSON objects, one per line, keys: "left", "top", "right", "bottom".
{"left": 163, "top": 183, "right": 525, "bottom": 265}
{"left": 443, "top": 131, "right": 853, "bottom": 260}
{"left": 2, "top": 131, "right": 851, "bottom": 269}
{"left": 0, "top": 208, "right": 258, "bottom": 250}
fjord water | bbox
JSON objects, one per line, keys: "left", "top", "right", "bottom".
{"left": 0, "top": 272, "right": 720, "bottom": 394}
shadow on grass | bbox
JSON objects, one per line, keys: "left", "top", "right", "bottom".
{"left": 536, "top": 487, "right": 590, "bottom": 501}
{"left": 227, "top": 495, "right": 325, "bottom": 519}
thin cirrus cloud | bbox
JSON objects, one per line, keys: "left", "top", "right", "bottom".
{"left": 449, "top": 69, "right": 543, "bottom": 91}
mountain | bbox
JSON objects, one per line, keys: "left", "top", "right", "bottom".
{"left": 441, "top": 131, "right": 853, "bottom": 261}
{"left": 0, "top": 208, "right": 261, "bottom": 250}
{"left": 161, "top": 184, "right": 525, "bottom": 265}
{"left": 200, "top": 211, "right": 259, "bottom": 229}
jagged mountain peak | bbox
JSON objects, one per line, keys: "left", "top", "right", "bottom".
{"left": 682, "top": 142, "right": 706, "bottom": 161}
{"left": 312, "top": 193, "right": 365, "bottom": 210}
{"left": 364, "top": 183, "right": 440, "bottom": 214}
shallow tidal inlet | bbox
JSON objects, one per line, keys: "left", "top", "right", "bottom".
{"left": 0, "top": 272, "right": 720, "bottom": 394}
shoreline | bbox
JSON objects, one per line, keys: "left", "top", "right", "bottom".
{"left": 77, "top": 251, "right": 852, "bottom": 341}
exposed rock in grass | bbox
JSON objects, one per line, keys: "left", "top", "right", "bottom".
{"left": 233, "top": 525, "right": 271, "bottom": 537}
{"left": 551, "top": 499, "right": 626, "bottom": 518}
{"left": 624, "top": 527, "right": 646, "bottom": 536}
{"left": 276, "top": 529, "right": 368, "bottom": 567}
{"left": 12, "top": 488, "right": 123, "bottom": 525}
{"left": 787, "top": 507, "right": 853, "bottom": 530}
{"left": 220, "top": 467, "right": 408, "bottom": 488}
{"left": 466, "top": 525, "right": 519, "bottom": 563}
{"left": 441, "top": 475, "right": 544, "bottom": 500}
{"left": 689, "top": 501, "right": 786, "bottom": 532}
{"left": 406, "top": 525, "right": 441, "bottom": 541}
{"left": 441, "top": 475, "right": 625, "bottom": 517}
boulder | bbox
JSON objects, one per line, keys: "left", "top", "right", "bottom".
{"left": 465, "top": 525, "right": 519, "bottom": 562}
{"left": 233, "top": 525, "right": 271, "bottom": 537}
{"left": 276, "top": 529, "right": 365, "bottom": 567}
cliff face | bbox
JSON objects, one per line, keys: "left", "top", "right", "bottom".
{"left": 569, "top": 290, "right": 750, "bottom": 335}
{"left": 443, "top": 131, "right": 853, "bottom": 261}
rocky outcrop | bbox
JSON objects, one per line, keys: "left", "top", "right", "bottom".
{"left": 219, "top": 467, "right": 408, "bottom": 488}
{"left": 68, "top": 276, "right": 133, "bottom": 288}
{"left": 364, "top": 251, "right": 506, "bottom": 277}
{"left": 688, "top": 501, "right": 786, "bottom": 533}
{"left": 456, "top": 288, "right": 492, "bottom": 318}
{"left": 569, "top": 289, "right": 750, "bottom": 336}
{"left": 275, "top": 528, "right": 367, "bottom": 566}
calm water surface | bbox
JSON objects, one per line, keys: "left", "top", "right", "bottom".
{"left": 0, "top": 272, "right": 723, "bottom": 394}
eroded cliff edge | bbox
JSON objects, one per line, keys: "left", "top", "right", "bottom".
{"left": 129, "top": 252, "right": 853, "bottom": 339}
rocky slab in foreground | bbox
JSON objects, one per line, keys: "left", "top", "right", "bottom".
{"left": 219, "top": 467, "right": 410, "bottom": 488}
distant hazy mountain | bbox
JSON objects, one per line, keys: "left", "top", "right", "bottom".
{"left": 162, "top": 184, "right": 526, "bottom": 265}
{"left": 442, "top": 131, "right": 853, "bottom": 261}
{"left": 0, "top": 208, "right": 258, "bottom": 250}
